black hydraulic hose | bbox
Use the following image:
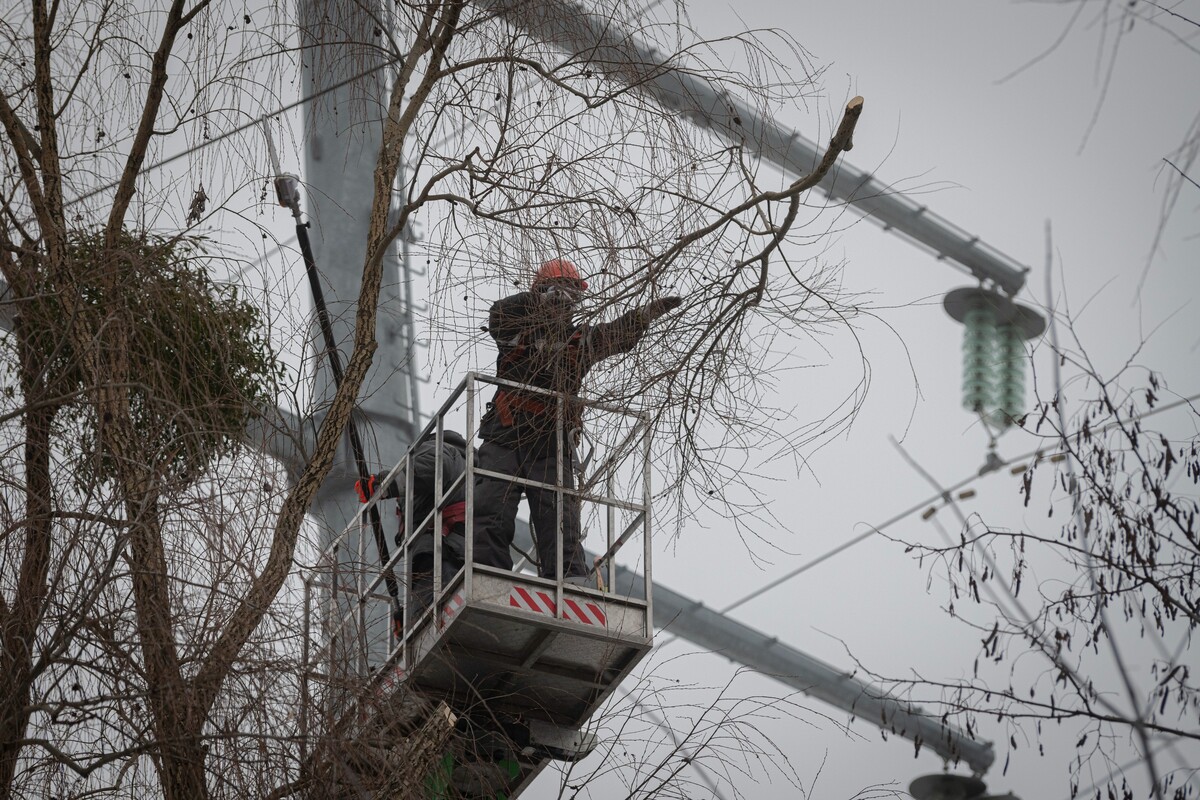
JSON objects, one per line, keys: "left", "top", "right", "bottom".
{"left": 295, "top": 219, "right": 403, "bottom": 617}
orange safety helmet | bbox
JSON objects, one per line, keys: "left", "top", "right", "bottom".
{"left": 532, "top": 258, "right": 588, "bottom": 290}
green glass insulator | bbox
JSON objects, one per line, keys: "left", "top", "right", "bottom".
{"left": 991, "top": 323, "right": 1026, "bottom": 428}
{"left": 961, "top": 306, "right": 997, "bottom": 413}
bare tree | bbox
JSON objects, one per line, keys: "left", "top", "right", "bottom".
{"left": 1, "top": 2, "right": 335, "bottom": 796}
{"left": 1, "top": 0, "right": 874, "bottom": 797}
{"left": 868, "top": 311, "right": 1199, "bottom": 800}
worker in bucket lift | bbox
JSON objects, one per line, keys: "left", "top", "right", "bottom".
{"left": 474, "top": 258, "right": 682, "bottom": 583}
{"left": 356, "top": 430, "right": 471, "bottom": 611}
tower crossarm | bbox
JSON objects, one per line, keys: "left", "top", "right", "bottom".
{"left": 479, "top": 0, "right": 1029, "bottom": 297}
{"left": 567, "top": 540, "right": 996, "bottom": 775}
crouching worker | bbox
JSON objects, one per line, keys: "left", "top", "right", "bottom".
{"left": 474, "top": 258, "right": 682, "bottom": 584}
{"left": 356, "top": 430, "right": 471, "bottom": 614}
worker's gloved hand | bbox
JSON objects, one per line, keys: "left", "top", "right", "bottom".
{"left": 354, "top": 474, "right": 379, "bottom": 503}
{"left": 646, "top": 296, "right": 683, "bottom": 320}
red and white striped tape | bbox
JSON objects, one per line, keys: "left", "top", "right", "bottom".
{"left": 508, "top": 586, "right": 607, "bottom": 626}
{"left": 439, "top": 591, "right": 465, "bottom": 630}
{"left": 366, "top": 664, "right": 407, "bottom": 719}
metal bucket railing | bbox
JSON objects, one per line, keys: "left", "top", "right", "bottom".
{"left": 299, "top": 371, "right": 653, "bottom": 748}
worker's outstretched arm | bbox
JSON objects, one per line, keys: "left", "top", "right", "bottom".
{"left": 586, "top": 296, "right": 682, "bottom": 362}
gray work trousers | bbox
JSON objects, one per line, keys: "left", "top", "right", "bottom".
{"left": 472, "top": 440, "right": 587, "bottom": 579}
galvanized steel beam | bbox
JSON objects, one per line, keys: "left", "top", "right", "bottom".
{"left": 479, "top": 0, "right": 1029, "bottom": 296}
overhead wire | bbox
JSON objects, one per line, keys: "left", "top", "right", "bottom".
{"left": 890, "top": 434, "right": 1144, "bottom": 731}
{"left": 655, "top": 388, "right": 1200, "bottom": 652}
{"left": 38, "top": 3, "right": 1195, "bottom": 773}
{"left": 59, "top": 0, "right": 679, "bottom": 214}
{"left": 753, "top": 390, "right": 1197, "bottom": 603}
{"left": 59, "top": 55, "right": 407, "bottom": 214}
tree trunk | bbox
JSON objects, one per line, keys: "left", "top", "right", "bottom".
{"left": 0, "top": 323, "right": 56, "bottom": 798}
{"left": 123, "top": 473, "right": 210, "bottom": 800}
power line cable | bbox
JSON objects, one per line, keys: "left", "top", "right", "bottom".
{"left": 56, "top": 0, "right": 674, "bottom": 215}
{"left": 61, "top": 56, "right": 405, "bottom": 213}
{"left": 656, "top": 389, "right": 1200, "bottom": 649}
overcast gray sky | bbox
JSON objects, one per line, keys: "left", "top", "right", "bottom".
{"left": 503, "top": 2, "right": 1200, "bottom": 798}
{"left": 248, "top": 0, "right": 1200, "bottom": 796}
{"left": 12, "top": 0, "right": 1194, "bottom": 796}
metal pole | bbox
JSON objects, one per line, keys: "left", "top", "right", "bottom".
{"left": 556, "top": 392, "right": 565, "bottom": 616}
{"left": 606, "top": 462, "right": 616, "bottom": 593}
{"left": 397, "top": 157, "right": 423, "bottom": 430}
{"left": 299, "top": 576, "right": 312, "bottom": 768}
{"left": 432, "top": 415, "right": 444, "bottom": 605}
{"left": 298, "top": 0, "right": 412, "bottom": 671}
{"left": 265, "top": 131, "right": 404, "bottom": 620}
{"left": 640, "top": 415, "right": 653, "bottom": 635}
{"left": 601, "top": 555, "right": 995, "bottom": 774}
{"left": 464, "top": 374, "right": 476, "bottom": 598}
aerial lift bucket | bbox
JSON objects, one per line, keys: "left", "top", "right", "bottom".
{"left": 300, "top": 372, "right": 655, "bottom": 798}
